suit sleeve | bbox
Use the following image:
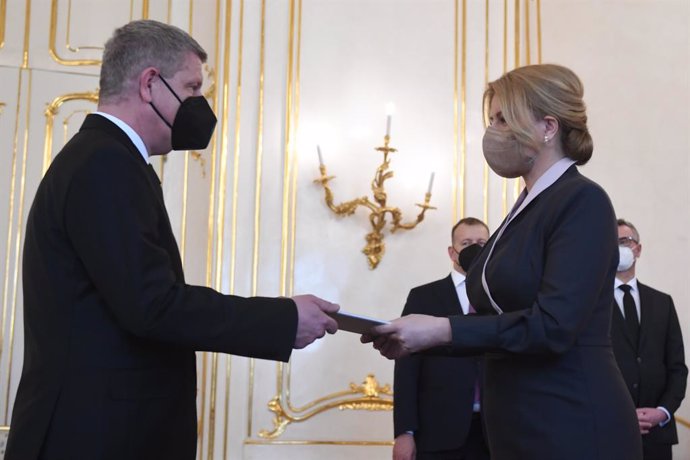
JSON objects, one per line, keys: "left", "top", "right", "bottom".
{"left": 393, "top": 288, "right": 424, "bottom": 437}
{"left": 63, "top": 149, "right": 297, "bottom": 361}
{"left": 658, "top": 296, "right": 688, "bottom": 413}
{"left": 448, "top": 185, "right": 617, "bottom": 355}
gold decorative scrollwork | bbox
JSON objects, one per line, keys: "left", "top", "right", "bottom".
{"left": 258, "top": 374, "right": 393, "bottom": 439}
{"left": 315, "top": 136, "right": 436, "bottom": 269}
{"left": 43, "top": 90, "right": 99, "bottom": 174}
{"left": 190, "top": 151, "right": 206, "bottom": 178}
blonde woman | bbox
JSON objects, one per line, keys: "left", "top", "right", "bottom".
{"left": 365, "top": 64, "right": 641, "bottom": 460}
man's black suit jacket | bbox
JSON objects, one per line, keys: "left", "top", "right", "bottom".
{"left": 6, "top": 114, "right": 298, "bottom": 460}
{"left": 393, "top": 275, "right": 482, "bottom": 452}
{"left": 611, "top": 281, "right": 687, "bottom": 446}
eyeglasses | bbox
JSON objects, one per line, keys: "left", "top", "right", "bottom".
{"left": 618, "top": 236, "right": 639, "bottom": 248}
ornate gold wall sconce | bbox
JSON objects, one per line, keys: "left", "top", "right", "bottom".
{"left": 314, "top": 125, "right": 436, "bottom": 269}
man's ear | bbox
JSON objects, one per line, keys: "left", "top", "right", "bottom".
{"left": 139, "top": 67, "right": 158, "bottom": 102}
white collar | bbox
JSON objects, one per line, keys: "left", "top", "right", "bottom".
{"left": 615, "top": 277, "right": 638, "bottom": 292}
{"left": 93, "top": 112, "right": 150, "bottom": 164}
{"left": 451, "top": 269, "right": 466, "bottom": 287}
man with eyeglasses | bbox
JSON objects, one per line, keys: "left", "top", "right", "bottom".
{"left": 611, "top": 218, "right": 687, "bottom": 460}
{"left": 393, "top": 217, "right": 490, "bottom": 460}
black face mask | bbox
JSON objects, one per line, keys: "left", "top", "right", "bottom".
{"left": 150, "top": 75, "right": 217, "bottom": 150}
{"left": 458, "top": 243, "right": 484, "bottom": 273}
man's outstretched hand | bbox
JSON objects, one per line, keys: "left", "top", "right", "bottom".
{"left": 292, "top": 295, "right": 339, "bottom": 349}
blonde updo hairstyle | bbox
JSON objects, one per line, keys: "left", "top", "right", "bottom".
{"left": 483, "top": 64, "right": 593, "bottom": 165}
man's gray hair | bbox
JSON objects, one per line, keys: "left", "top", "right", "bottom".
{"left": 617, "top": 218, "right": 640, "bottom": 242}
{"left": 99, "top": 20, "right": 207, "bottom": 103}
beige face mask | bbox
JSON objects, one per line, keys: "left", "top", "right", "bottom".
{"left": 482, "top": 126, "right": 536, "bottom": 178}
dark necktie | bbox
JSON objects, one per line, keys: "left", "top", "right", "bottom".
{"left": 619, "top": 284, "right": 639, "bottom": 346}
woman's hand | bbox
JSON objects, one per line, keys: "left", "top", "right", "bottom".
{"left": 361, "top": 314, "right": 452, "bottom": 359}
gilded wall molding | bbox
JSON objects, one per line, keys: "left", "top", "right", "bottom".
{"left": 0, "top": 0, "right": 6, "bottom": 49}
{"left": 258, "top": 374, "right": 393, "bottom": 440}
{"left": 48, "top": 0, "right": 153, "bottom": 66}
{"left": 48, "top": 0, "right": 136, "bottom": 66}
{"left": 43, "top": 91, "right": 99, "bottom": 174}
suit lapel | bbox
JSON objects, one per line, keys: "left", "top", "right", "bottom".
{"left": 79, "top": 114, "right": 185, "bottom": 282}
{"left": 145, "top": 163, "right": 166, "bottom": 206}
{"left": 438, "top": 275, "right": 463, "bottom": 315}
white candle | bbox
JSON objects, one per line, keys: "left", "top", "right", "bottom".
{"left": 427, "top": 172, "right": 435, "bottom": 195}
{"left": 385, "top": 103, "right": 395, "bottom": 137}
{"left": 317, "top": 145, "right": 324, "bottom": 167}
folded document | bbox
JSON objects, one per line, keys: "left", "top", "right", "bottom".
{"left": 327, "top": 311, "right": 389, "bottom": 334}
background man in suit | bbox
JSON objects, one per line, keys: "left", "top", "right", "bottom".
{"left": 6, "top": 20, "right": 338, "bottom": 460}
{"left": 612, "top": 218, "right": 687, "bottom": 460}
{"left": 393, "top": 217, "right": 490, "bottom": 460}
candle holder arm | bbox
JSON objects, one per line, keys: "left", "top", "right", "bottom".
{"left": 390, "top": 193, "right": 437, "bottom": 232}
{"left": 314, "top": 167, "right": 376, "bottom": 216}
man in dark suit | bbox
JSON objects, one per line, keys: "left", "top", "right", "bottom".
{"left": 5, "top": 20, "right": 338, "bottom": 460}
{"left": 612, "top": 218, "right": 687, "bottom": 460}
{"left": 393, "top": 217, "right": 490, "bottom": 460}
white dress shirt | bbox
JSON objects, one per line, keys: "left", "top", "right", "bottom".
{"left": 451, "top": 269, "right": 481, "bottom": 412}
{"left": 451, "top": 269, "right": 470, "bottom": 315}
{"left": 614, "top": 277, "right": 641, "bottom": 321}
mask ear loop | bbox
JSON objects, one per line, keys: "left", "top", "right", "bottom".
{"left": 149, "top": 102, "right": 173, "bottom": 129}
{"left": 148, "top": 74, "right": 181, "bottom": 129}
{"left": 157, "top": 75, "right": 184, "bottom": 104}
